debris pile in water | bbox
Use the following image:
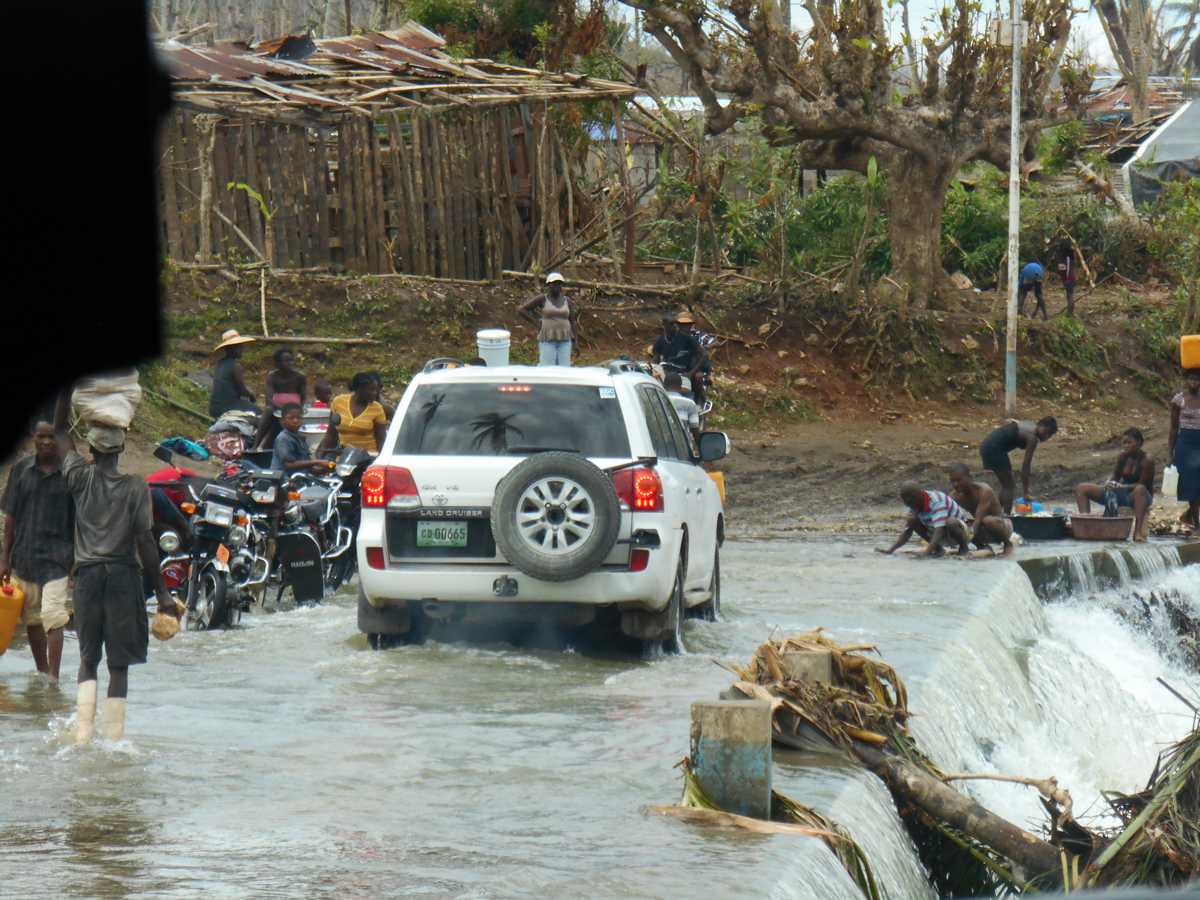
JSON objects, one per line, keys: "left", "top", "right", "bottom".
{"left": 718, "top": 630, "right": 1200, "bottom": 896}
{"left": 665, "top": 759, "right": 882, "bottom": 900}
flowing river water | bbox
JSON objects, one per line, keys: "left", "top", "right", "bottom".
{"left": 2, "top": 539, "right": 1199, "bottom": 898}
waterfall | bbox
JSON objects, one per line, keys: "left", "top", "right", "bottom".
{"left": 1066, "top": 552, "right": 1102, "bottom": 594}
{"left": 904, "top": 563, "right": 1200, "bottom": 829}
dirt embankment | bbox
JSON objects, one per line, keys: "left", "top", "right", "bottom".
{"left": 66, "top": 268, "right": 1182, "bottom": 536}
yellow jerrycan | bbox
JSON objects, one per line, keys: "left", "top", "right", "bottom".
{"left": 0, "top": 578, "right": 26, "bottom": 656}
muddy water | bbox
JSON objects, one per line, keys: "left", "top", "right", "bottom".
{"left": 2, "top": 540, "right": 1197, "bottom": 898}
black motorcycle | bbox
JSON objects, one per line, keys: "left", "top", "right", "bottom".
{"left": 267, "top": 469, "right": 354, "bottom": 607}
{"left": 326, "top": 446, "right": 371, "bottom": 590}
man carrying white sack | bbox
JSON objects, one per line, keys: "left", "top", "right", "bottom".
{"left": 52, "top": 391, "right": 174, "bottom": 744}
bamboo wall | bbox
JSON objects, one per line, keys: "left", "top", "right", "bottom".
{"left": 157, "top": 105, "right": 572, "bottom": 277}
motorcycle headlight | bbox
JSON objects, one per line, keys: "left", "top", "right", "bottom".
{"left": 284, "top": 505, "right": 303, "bottom": 524}
{"left": 336, "top": 463, "right": 356, "bottom": 477}
{"left": 227, "top": 524, "right": 247, "bottom": 546}
{"left": 204, "top": 504, "right": 234, "bottom": 528}
{"left": 252, "top": 486, "right": 277, "bottom": 504}
{"left": 158, "top": 531, "right": 180, "bottom": 553}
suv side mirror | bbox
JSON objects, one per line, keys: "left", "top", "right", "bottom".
{"left": 698, "top": 431, "right": 730, "bottom": 463}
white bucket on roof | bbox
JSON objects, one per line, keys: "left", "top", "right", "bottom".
{"left": 476, "top": 329, "right": 510, "bottom": 367}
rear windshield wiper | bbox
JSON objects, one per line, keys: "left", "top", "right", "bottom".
{"left": 506, "top": 445, "right": 579, "bottom": 454}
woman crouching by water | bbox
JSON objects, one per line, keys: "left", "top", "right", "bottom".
{"left": 1169, "top": 369, "right": 1200, "bottom": 532}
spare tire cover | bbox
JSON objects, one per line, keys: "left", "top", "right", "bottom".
{"left": 491, "top": 452, "right": 622, "bottom": 583}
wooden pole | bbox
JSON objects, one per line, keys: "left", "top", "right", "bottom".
{"left": 611, "top": 101, "right": 637, "bottom": 281}
{"left": 196, "top": 115, "right": 218, "bottom": 263}
{"left": 260, "top": 268, "right": 270, "bottom": 336}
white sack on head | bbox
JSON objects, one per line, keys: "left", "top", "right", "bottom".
{"left": 71, "top": 369, "right": 143, "bottom": 429}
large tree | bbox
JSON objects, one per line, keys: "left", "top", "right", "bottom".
{"left": 620, "top": 0, "right": 1080, "bottom": 306}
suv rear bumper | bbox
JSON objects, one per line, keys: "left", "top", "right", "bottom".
{"left": 358, "top": 555, "right": 676, "bottom": 611}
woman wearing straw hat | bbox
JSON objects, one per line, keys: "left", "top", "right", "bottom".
{"left": 518, "top": 272, "right": 578, "bottom": 366}
{"left": 208, "top": 329, "right": 258, "bottom": 420}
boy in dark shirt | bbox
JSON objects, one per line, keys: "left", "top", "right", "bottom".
{"left": 271, "top": 403, "right": 332, "bottom": 474}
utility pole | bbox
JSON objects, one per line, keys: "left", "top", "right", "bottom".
{"left": 1004, "top": 4, "right": 1024, "bottom": 416}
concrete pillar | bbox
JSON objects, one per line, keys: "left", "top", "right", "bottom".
{"left": 690, "top": 700, "right": 773, "bottom": 818}
{"left": 781, "top": 649, "right": 833, "bottom": 684}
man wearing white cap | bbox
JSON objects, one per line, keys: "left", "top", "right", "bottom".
{"left": 52, "top": 393, "right": 175, "bottom": 744}
{"left": 209, "top": 329, "right": 257, "bottom": 419}
{"left": 518, "top": 272, "right": 578, "bottom": 366}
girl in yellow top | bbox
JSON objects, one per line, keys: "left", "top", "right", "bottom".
{"left": 327, "top": 373, "right": 389, "bottom": 453}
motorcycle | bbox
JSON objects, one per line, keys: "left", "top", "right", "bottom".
{"left": 152, "top": 447, "right": 270, "bottom": 630}
{"left": 325, "top": 445, "right": 371, "bottom": 590}
{"left": 660, "top": 360, "right": 715, "bottom": 429}
{"left": 252, "top": 465, "right": 354, "bottom": 608}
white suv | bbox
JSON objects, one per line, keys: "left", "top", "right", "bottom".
{"left": 356, "top": 360, "right": 728, "bottom": 652}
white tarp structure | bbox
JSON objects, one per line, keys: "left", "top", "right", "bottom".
{"left": 1124, "top": 100, "right": 1200, "bottom": 207}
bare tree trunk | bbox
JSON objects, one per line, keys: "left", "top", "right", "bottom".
{"left": 344, "top": 0, "right": 352, "bottom": 33}
{"left": 851, "top": 742, "right": 1063, "bottom": 882}
{"left": 884, "top": 156, "right": 953, "bottom": 309}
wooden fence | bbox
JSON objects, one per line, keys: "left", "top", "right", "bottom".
{"left": 157, "top": 105, "right": 577, "bottom": 277}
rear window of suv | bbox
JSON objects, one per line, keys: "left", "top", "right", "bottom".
{"left": 392, "top": 383, "right": 632, "bottom": 457}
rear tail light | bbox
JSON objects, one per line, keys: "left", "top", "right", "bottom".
{"left": 612, "top": 467, "right": 663, "bottom": 512}
{"left": 361, "top": 466, "right": 419, "bottom": 509}
{"left": 366, "top": 547, "right": 385, "bottom": 570}
{"left": 629, "top": 548, "right": 651, "bottom": 572}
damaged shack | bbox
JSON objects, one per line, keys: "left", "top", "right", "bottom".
{"left": 157, "top": 25, "right": 636, "bottom": 277}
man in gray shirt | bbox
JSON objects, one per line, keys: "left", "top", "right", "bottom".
{"left": 53, "top": 392, "right": 174, "bottom": 744}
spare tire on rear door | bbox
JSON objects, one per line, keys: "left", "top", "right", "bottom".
{"left": 491, "top": 452, "right": 622, "bottom": 583}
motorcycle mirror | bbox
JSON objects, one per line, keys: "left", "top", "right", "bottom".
{"left": 153, "top": 445, "right": 173, "bottom": 465}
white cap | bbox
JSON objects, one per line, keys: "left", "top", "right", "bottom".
{"left": 545, "top": 272, "right": 565, "bottom": 284}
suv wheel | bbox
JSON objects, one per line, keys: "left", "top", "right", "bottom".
{"left": 692, "top": 546, "right": 721, "bottom": 622}
{"left": 647, "top": 554, "right": 686, "bottom": 656}
{"left": 491, "top": 452, "right": 621, "bottom": 583}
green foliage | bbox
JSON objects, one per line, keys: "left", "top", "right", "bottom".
{"left": 1041, "top": 121, "right": 1087, "bottom": 175}
{"left": 407, "top": 0, "right": 482, "bottom": 35}
{"left": 941, "top": 181, "right": 1007, "bottom": 285}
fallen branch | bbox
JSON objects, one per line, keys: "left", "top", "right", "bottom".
{"left": 363, "top": 272, "right": 492, "bottom": 286}
{"left": 142, "top": 387, "right": 212, "bottom": 425}
{"left": 172, "top": 261, "right": 268, "bottom": 272}
{"left": 251, "top": 335, "right": 381, "bottom": 346}
{"left": 645, "top": 805, "right": 839, "bottom": 838}
{"left": 501, "top": 270, "right": 683, "bottom": 298}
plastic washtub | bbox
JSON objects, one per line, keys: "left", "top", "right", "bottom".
{"left": 1010, "top": 515, "right": 1068, "bottom": 540}
{"left": 1070, "top": 514, "right": 1133, "bottom": 541}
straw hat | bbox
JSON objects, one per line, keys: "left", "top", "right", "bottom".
{"left": 214, "top": 329, "right": 256, "bottom": 351}
{"left": 674, "top": 310, "right": 696, "bottom": 324}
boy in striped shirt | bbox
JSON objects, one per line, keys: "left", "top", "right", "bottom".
{"left": 877, "top": 482, "right": 972, "bottom": 556}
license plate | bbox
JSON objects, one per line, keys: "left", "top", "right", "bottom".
{"left": 416, "top": 520, "right": 468, "bottom": 548}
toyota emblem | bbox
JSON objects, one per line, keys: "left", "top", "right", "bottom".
{"left": 432, "top": 493, "right": 449, "bottom": 506}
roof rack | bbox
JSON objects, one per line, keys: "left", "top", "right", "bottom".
{"left": 422, "top": 357, "right": 467, "bottom": 373}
